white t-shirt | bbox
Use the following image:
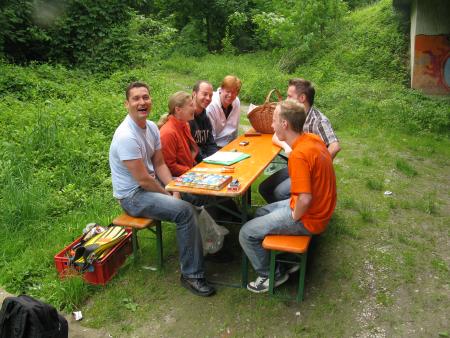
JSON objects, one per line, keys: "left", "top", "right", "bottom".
{"left": 109, "top": 115, "right": 161, "bottom": 199}
{"left": 206, "top": 89, "right": 240, "bottom": 147}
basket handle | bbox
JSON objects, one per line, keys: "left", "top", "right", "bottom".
{"left": 265, "top": 89, "right": 283, "bottom": 104}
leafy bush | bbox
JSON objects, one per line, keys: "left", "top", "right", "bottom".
{"left": 49, "top": 0, "right": 135, "bottom": 72}
{"left": 0, "top": 0, "right": 139, "bottom": 72}
{"left": 344, "top": 0, "right": 380, "bottom": 9}
{"left": 0, "top": 0, "right": 53, "bottom": 63}
{"left": 173, "top": 22, "right": 209, "bottom": 57}
{"left": 130, "top": 15, "right": 178, "bottom": 61}
{"left": 252, "top": 0, "right": 346, "bottom": 72}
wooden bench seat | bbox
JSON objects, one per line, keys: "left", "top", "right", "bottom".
{"left": 112, "top": 214, "right": 163, "bottom": 270}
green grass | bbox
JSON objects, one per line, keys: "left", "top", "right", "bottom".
{"left": 0, "top": 0, "right": 449, "bottom": 336}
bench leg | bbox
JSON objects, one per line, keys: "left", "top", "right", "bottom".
{"left": 132, "top": 228, "right": 138, "bottom": 260}
{"left": 297, "top": 252, "right": 308, "bottom": 302}
{"left": 155, "top": 221, "right": 163, "bottom": 270}
{"left": 268, "top": 250, "right": 277, "bottom": 295}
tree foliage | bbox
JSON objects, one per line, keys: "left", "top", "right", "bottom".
{"left": 0, "top": 0, "right": 378, "bottom": 72}
{"left": 0, "top": 0, "right": 135, "bottom": 72}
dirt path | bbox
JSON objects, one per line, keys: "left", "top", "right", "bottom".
{"left": 0, "top": 288, "right": 110, "bottom": 338}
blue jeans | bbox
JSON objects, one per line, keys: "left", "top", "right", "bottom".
{"left": 239, "top": 199, "right": 311, "bottom": 277}
{"left": 258, "top": 167, "right": 291, "bottom": 204}
{"left": 120, "top": 188, "right": 204, "bottom": 279}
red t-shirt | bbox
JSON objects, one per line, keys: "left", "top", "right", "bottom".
{"left": 160, "top": 116, "right": 199, "bottom": 177}
{"left": 289, "top": 133, "right": 336, "bottom": 234}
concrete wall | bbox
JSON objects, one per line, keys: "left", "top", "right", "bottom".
{"left": 410, "top": 0, "right": 450, "bottom": 94}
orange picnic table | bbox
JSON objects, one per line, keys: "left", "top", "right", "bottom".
{"left": 166, "top": 133, "right": 281, "bottom": 287}
{"left": 166, "top": 133, "right": 281, "bottom": 218}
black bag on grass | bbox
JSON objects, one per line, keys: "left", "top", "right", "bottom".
{"left": 0, "top": 295, "right": 68, "bottom": 338}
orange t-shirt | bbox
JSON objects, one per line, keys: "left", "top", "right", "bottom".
{"left": 289, "top": 133, "right": 336, "bottom": 234}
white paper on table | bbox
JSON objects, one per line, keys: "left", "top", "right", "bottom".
{"left": 204, "top": 151, "right": 248, "bottom": 162}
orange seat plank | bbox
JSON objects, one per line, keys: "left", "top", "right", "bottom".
{"left": 112, "top": 214, "right": 156, "bottom": 229}
{"left": 262, "top": 235, "right": 311, "bottom": 253}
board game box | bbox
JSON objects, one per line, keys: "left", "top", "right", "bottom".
{"left": 174, "top": 172, "right": 233, "bottom": 191}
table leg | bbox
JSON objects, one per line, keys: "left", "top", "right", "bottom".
{"left": 241, "top": 190, "right": 250, "bottom": 287}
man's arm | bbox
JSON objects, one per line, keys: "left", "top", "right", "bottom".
{"left": 206, "top": 105, "right": 220, "bottom": 140}
{"left": 123, "top": 157, "right": 169, "bottom": 195}
{"left": 315, "top": 116, "right": 340, "bottom": 160}
{"left": 272, "top": 133, "right": 292, "bottom": 155}
{"left": 195, "top": 116, "right": 219, "bottom": 160}
{"left": 291, "top": 193, "right": 312, "bottom": 221}
{"left": 204, "top": 131, "right": 219, "bottom": 158}
{"left": 152, "top": 149, "right": 174, "bottom": 186}
{"left": 153, "top": 149, "right": 181, "bottom": 199}
{"left": 327, "top": 141, "right": 341, "bottom": 159}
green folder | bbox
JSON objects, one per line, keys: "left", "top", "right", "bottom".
{"left": 203, "top": 151, "right": 251, "bottom": 166}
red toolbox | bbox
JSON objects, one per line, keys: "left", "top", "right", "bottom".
{"left": 54, "top": 229, "right": 132, "bottom": 285}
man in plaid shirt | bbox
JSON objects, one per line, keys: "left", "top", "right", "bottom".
{"left": 259, "top": 78, "right": 341, "bottom": 203}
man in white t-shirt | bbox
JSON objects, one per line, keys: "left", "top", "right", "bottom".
{"left": 206, "top": 75, "right": 241, "bottom": 147}
{"left": 109, "top": 82, "right": 215, "bottom": 297}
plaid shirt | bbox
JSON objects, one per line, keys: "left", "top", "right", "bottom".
{"left": 303, "top": 106, "right": 338, "bottom": 146}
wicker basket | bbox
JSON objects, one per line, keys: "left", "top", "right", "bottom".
{"left": 248, "top": 89, "right": 283, "bottom": 134}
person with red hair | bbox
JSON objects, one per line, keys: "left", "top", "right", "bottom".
{"left": 206, "top": 75, "right": 242, "bottom": 147}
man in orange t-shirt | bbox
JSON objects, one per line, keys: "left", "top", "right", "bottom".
{"left": 239, "top": 99, "right": 336, "bottom": 293}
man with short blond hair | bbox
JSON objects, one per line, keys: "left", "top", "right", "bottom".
{"left": 239, "top": 99, "right": 337, "bottom": 293}
{"left": 206, "top": 75, "right": 242, "bottom": 147}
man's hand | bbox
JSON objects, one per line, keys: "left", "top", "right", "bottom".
{"left": 152, "top": 149, "right": 176, "bottom": 186}
{"left": 172, "top": 191, "right": 181, "bottom": 199}
{"left": 292, "top": 193, "right": 312, "bottom": 221}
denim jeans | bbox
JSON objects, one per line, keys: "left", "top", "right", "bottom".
{"left": 258, "top": 167, "right": 291, "bottom": 204}
{"left": 239, "top": 199, "right": 311, "bottom": 277}
{"left": 120, "top": 188, "right": 204, "bottom": 278}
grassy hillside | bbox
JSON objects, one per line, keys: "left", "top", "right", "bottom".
{"left": 0, "top": 0, "right": 448, "bottom": 336}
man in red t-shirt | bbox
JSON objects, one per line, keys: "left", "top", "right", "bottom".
{"left": 239, "top": 99, "right": 336, "bottom": 293}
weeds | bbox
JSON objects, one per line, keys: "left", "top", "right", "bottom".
{"left": 395, "top": 158, "right": 418, "bottom": 177}
{"left": 421, "top": 192, "right": 439, "bottom": 215}
{"left": 358, "top": 202, "right": 376, "bottom": 223}
{"left": 366, "top": 178, "right": 384, "bottom": 191}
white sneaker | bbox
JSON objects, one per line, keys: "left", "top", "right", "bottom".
{"left": 247, "top": 273, "right": 289, "bottom": 293}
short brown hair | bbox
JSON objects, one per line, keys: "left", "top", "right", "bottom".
{"left": 193, "top": 80, "right": 212, "bottom": 93}
{"left": 288, "top": 78, "right": 315, "bottom": 106}
{"left": 126, "top": 81, "right": 150, "bottom": 100}
{"left": 221, "top": 75, "right": 241, "bottom": 93}
{"left": 278, "top": 99, "right": 306, "bottom": 133}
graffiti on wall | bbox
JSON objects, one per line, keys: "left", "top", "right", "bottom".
{"left": 413, "top": 34, "right": 450, "bottom": 94}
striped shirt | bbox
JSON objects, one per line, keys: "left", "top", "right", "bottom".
{"left": 303, "top": 107, "right": 338, "bottom": 146}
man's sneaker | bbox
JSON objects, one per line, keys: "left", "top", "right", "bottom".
{"left": 286, "top": 263, "right": 300, "bottom": 275}
{"left": 247, "top": 273, "right": 289, "bottom": 293}
{"left": 180, "top": 275, "right": 215, "bottom": 297}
